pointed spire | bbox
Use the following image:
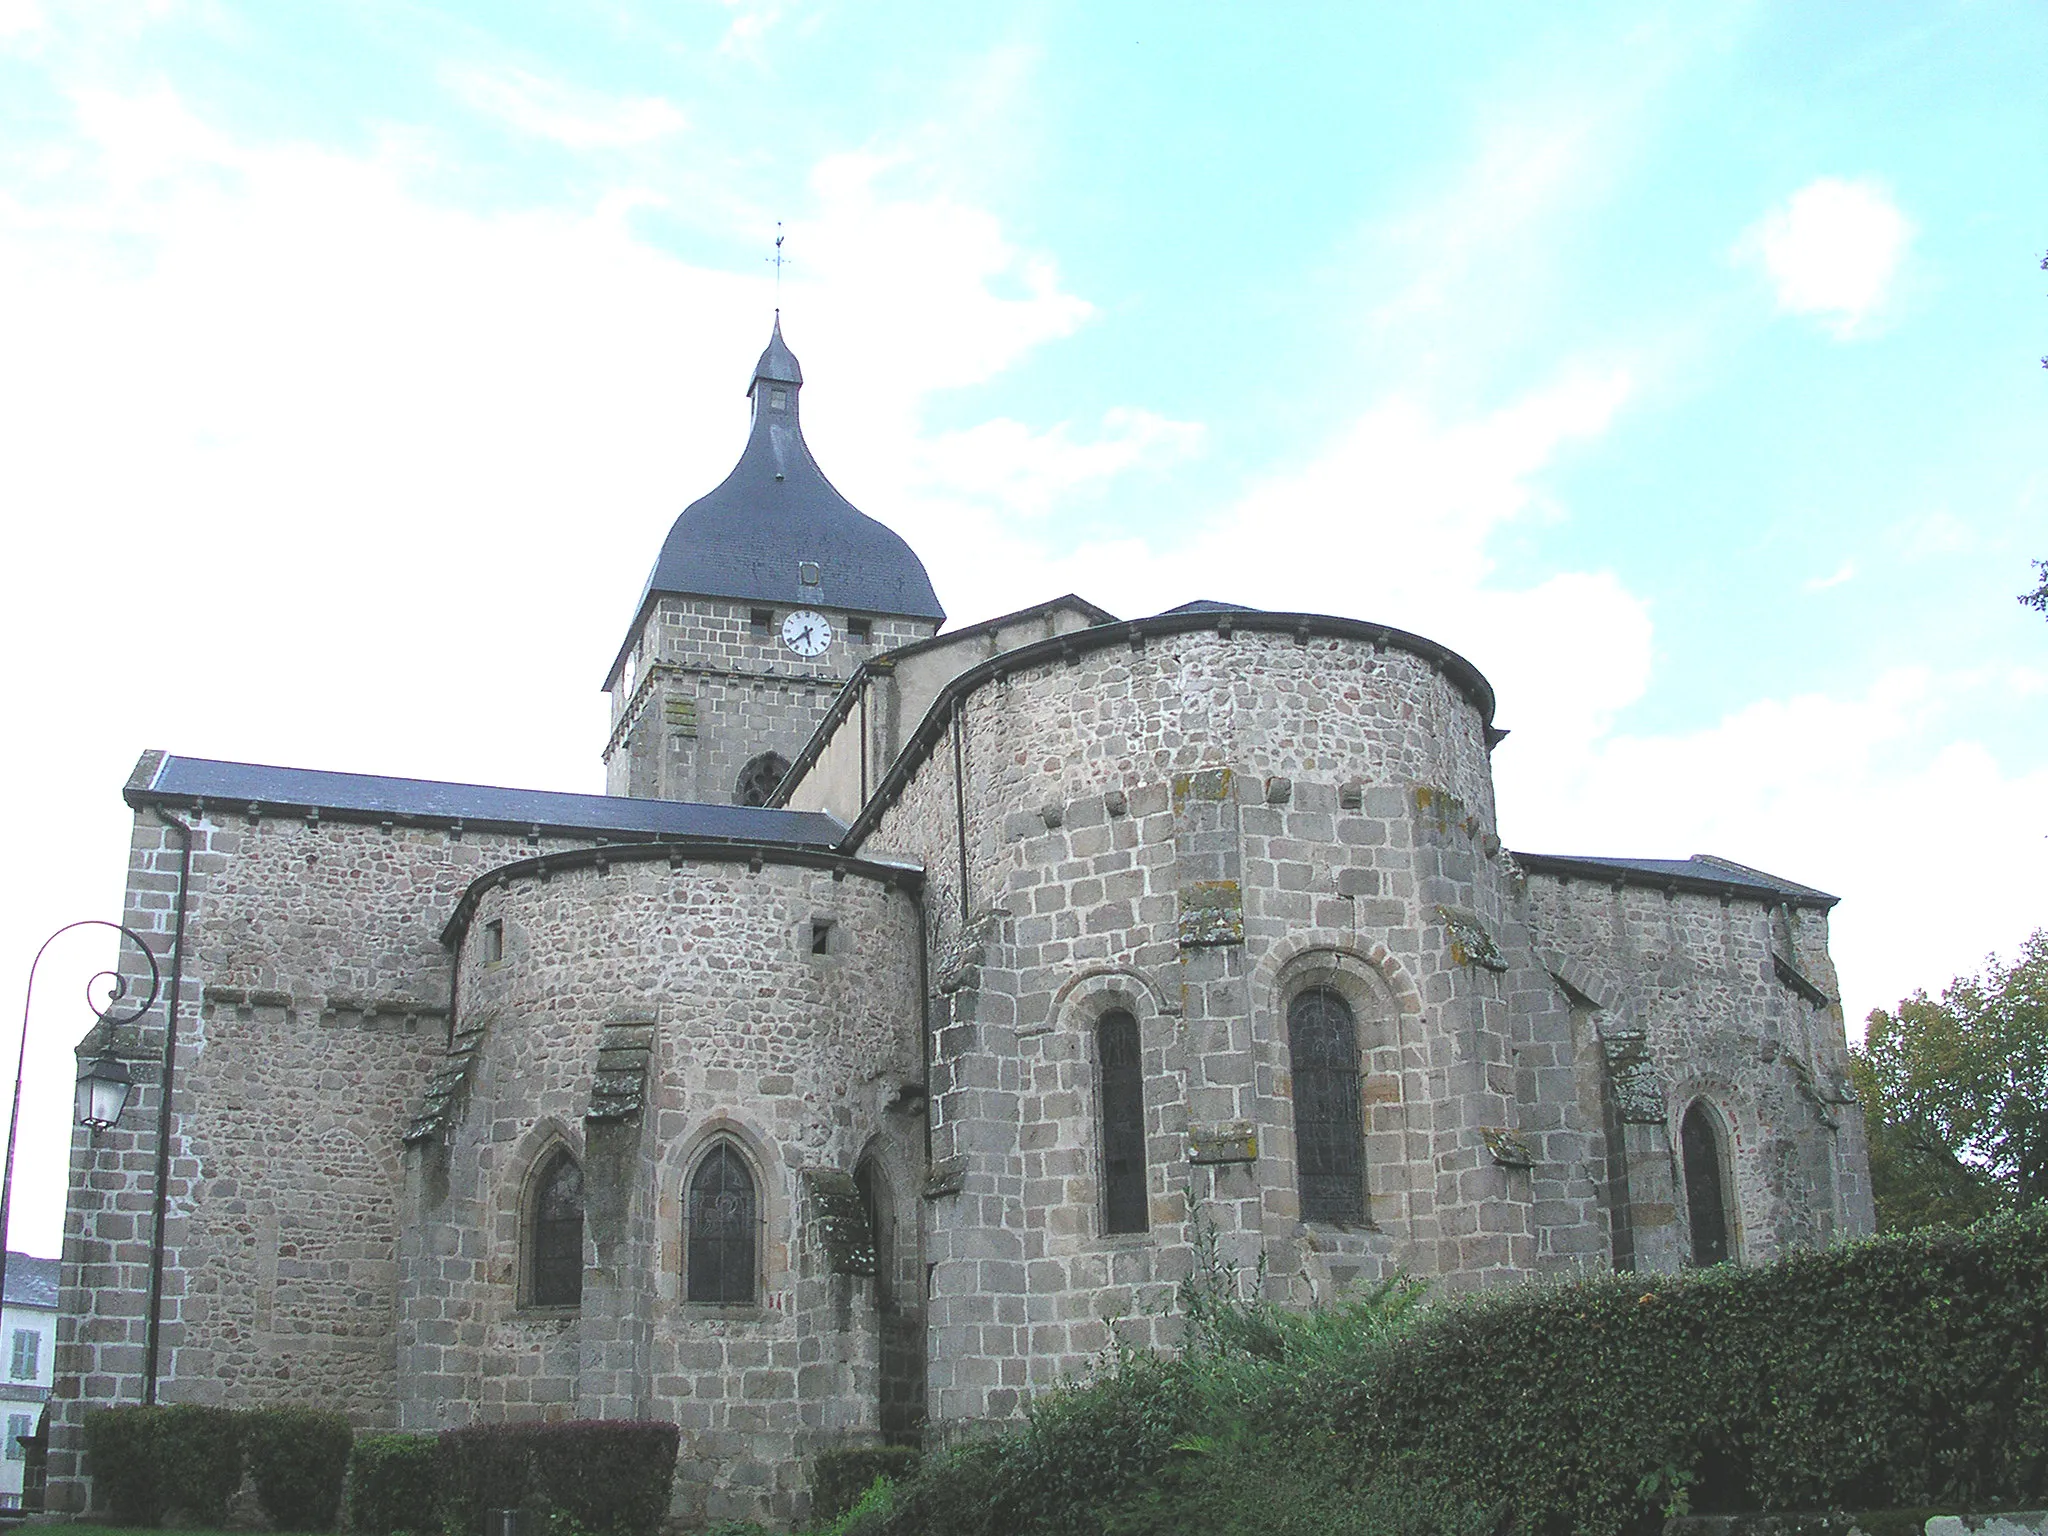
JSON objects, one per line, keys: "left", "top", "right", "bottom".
{"left": 749, "top": 313, "right": 803, "bottom": 394}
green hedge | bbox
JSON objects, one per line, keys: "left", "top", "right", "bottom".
{"left": 863, "top": 1211, "right": 2048, "bottom": 1536}
{"left": 1343, "top": 1211, "right": 2048, "bottom": 1534}
{"left": 245, "top": 1406, "right": 354, "bottom": 1530}
{"left": 811, "top": 1447, "right": 922, "bottom": 1523}
{"left": 81, "top": 1405, "right": 170, "bottom": 1527}
{"left": 81, "top": 1404, "right": 245, "bottom": 1527}
{"left": 349, "top": 1432, "right": 439, "bottom": 1535}
{"left": 437, "top": 1420, "right": 680, "bottom": 1536}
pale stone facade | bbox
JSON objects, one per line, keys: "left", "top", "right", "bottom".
{"left": 51, "top": 323, "right": 1872, "bottom": 1528}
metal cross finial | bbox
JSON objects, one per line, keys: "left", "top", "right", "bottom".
{"left": 767, "top": 221, "right": 787, "bottom": 306}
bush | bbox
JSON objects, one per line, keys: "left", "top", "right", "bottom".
{"left": 1342, "top": 1209, "right": 2048, "bottom": 1535}
{"left": 861, "top": 1210, "right": 2048, "bottom": 1536}
{"left": 527, "top": 1420, "right": 681, "bottom": 1536}
{"left": 437, "top": 1425, "right": 534, "bottom": 1536}
{"left": 350, "top": 1432, "right": 439, "bottom": 1535}
{"left": 438, "top": 1420, "right": 681, "bottom": 1536}
{"left": 811, "top": 1447, "right": 921, "bottom": 1523}
{"left": 155, "top": 1404, "right": 246, "bottom": 1526}
{"left": 82, "top": 1406, "right": 169, "bottom": 1526}
{"left": 243, "top": 1406, "right": 354, "bottom": 1530}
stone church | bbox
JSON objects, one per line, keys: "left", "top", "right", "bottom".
{"left": 51, "top": 319, "right": 1873, "bottom": 1528}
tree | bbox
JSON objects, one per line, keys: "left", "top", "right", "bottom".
{"left": 1851, "top": 930, "right": 2048, "bottom": 1230}
{"left": 2023, "top": 557, "right": 2048, "bottom": 619}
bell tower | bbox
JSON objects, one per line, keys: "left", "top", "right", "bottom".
{"left": 602, "top": 317, "right": 945, "bottom": 805}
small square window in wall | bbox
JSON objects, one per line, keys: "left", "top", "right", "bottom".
{"left": 847, "top": 618, "right": 872, "bottom": 644}
{"left": 770, "top": 387, "right": 788, "bottom": 410}
{"left": 750, "top": 608, "right": 773, "bottom": 636}
{"left": 483, "top": 919, "right": 504, "bottom": 965}
{"left": 810, "top": 920, "right": 834, "bottom": 956}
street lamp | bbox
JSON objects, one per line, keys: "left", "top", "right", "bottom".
{"left": 1, "top": 922, "right": 162, "bottom": 1328}
{"left": 72, "top": 1054, "right": 134, "bottom": 1134}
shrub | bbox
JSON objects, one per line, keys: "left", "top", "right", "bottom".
{"left": 437, "top": 1424, "right": 533, "bottom": 1536}
{"left": 243, "top": 1406, "right": 354, "bottom": 1530}
{"left": 438, "top": 1420, "right": 680, "bottom": 1536}
{"left": 155, "top": 1404, "right": 245, "bottom": 1526}
{"left": 811, "top": 1447, "right": 921, "bottom": 1523}
{"left": 350, "top": 1432, "right": 439, "bottom": 1535}
{"left": 82, "top": 1405, "right": 169, "bottom": 1526}
{"left": 1341, "top": 1208, "right": 2048, "bottom": 1535}
{"left": 527, "top": 1420, "right": 681, "bottom": 1536}
{"left": 862, "top": 1210, "right": 2048, "bottom": 1536}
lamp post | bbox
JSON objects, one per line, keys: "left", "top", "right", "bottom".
{"left": 0, "top": 923, "right": 160, "bottom": 1333}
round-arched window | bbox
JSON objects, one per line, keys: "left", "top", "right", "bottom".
{"left": 1288, "top": 987, "right": 1364, "bottom": 1224}
{"left": 734, "top": 752, "right": 791, "bottom": 807}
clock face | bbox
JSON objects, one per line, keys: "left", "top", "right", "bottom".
{"left": 780, "top": 609, "right": 833, "bottom": 657}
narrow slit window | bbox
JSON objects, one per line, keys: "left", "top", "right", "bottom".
{"left": 688, "top": 1141, "right": 757, "bottom": 1305}
{"left": 810, "top": 919, "right": 834, "bottom": 955}
{"left": 528, "top": 1150, "right": 583, "bottom": 1308}
{"left": 482, "top": 919, "right": 504, "bottom": 964}
{"left": 1289, "top": 987, "right": 1364, "bottom": 1224}
{"left": 1681, "top": 1102, "right": 1732, "bottom": 1266}
{"left": 1098, "top": 1010, "right": 1148, "bottom": 1234}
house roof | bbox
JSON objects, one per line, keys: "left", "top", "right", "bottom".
{"left": 124, "top": 753, "right": 848, "bottom": 847}
{"left": 1512, "top": 852, "right": 1838, "bottom": 909}
{"left": 3, "top": 1254, "right": 58, "bottom": 1310}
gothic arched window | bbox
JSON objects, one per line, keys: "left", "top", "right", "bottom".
{"left": 1288, "top": 987, "right": 1364, "bottom": 1224}
{"left": 1097, "top": 1010, "right": 1148, "bottom": 1234}
{"left": 528, "top": 1149, "right": 584, "bottom": 1308}
{"left": 687, "top": 1141, "right": 758, "bottom": 1304}
{"left": 734, "top": 752, "right": 791, "bottom": 807}
{"left": 1681, "top": 1101, "right": 1732, "bottom": 1267}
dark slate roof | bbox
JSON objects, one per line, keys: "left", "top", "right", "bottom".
{"left": 1163, "top": 599, "right": 1262, "bottom": 614}
{"left": 4, "top": 1254, "right": 58, "bottom": 1310}
{"left": 612, "top": 319, "right": 943, "bottom": 685}
{"left": 1512, "top": 852, "right": 1838, "bottom": 909}
{"left": 125, "top": 752, "right": 847, "bottom": 847}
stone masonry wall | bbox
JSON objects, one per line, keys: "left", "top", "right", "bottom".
{"left": 52, "top": 805, "right": 601, "bottom": 1515}
{"left": 1517, "top": 872, "right": 1872, "bottom": 1268}
{"left": 605, "top": 598, "right": 931, "bottom": 804}
{"left": 400, "top": 855, "right": 923, "bottom": 1529}
{"left": 851, "top": 627, "right": 1561, "bottom": 1435}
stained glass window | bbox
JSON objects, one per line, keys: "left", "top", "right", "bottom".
{"left": 1289, "top": 987, "right": 1364, "bottom": 1224}
{"left": 1098, "top": 1010, "right": 1148, "bottom": 1234}
{"left": 1681, "top": 1102, "right": 1731, "bottom": 1266}
{"left": 529, "top": 1150, "right": 583, "bottom": 1308}
{"left": 688, "top": 1141, "right": 757, "bottom": 1304}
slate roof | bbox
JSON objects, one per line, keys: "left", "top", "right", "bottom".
{"left": 1162, "top": 599, "right": 1262, "bottom": 614}
{"left": 125, "top": 753, "right": 847, "bottom": 847}
{"left": 1512, "top": 852, "right": 1838, "bottom": 908}
{"left": 3, "top": 1254, "right": 58, "bottom": 1310}
{"left": 612, "top": 318, "right": 943, "bottom": 686}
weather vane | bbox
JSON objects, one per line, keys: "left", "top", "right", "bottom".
{"left": 767, "top": 222, "right": 787, "bottom": 309}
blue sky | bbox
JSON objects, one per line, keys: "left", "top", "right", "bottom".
{"left": 1, "top": 0, "right": 2044, "bottom": 1252}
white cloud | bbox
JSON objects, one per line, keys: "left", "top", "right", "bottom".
{"left": 910, "top": 408, "right": 1203, "bottom": 518}
{"left": 1737, "top": 176, "right": 1913, "bottom": 338}
{"left": 445, "top": 65, "right": 687, "bottom": 147}
{"left": 0, "top": 0, "right": 44, "bottom": 41}
{"left": 1500, "top": 666, "right": 2048, "bottom": 1032}
{"left": 1803, "top": 560, "right": 1855, "bottom": 591}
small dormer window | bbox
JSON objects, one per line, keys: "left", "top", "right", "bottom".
{"left": 769, "top": 387, "right": 787, "bottom": 410}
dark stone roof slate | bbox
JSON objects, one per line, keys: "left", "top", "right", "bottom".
{"left": 613, "top": 319, "right": 942, "bottom": 687}
{"left": 4, "top": 1254, "right": 58, "bottom": 1310}
{"left": 1162, "top": 599, "right": 1262, "bottom": 614}
{"left": 1513, "top": 851, "right": 1837, "bottom": 908}
{"left": 126, "top": 753, "right": 846, "bottom": 847}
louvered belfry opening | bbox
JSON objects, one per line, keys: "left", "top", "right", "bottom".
{"left": 1288, "top": 987, "right": 1365, "bottom": 1224}
{"left": 530, "top": 1150, "right": 584, "bottom": 1308}
{"left": 1681, "top": 1102, "right": 1732, "bottom": 1266}
{"left": 688, "top": 1141, "right": 758, "bottom": 1304}
{"left": 1097, "top": 1010, "right": 1148, "bottom": 1234}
